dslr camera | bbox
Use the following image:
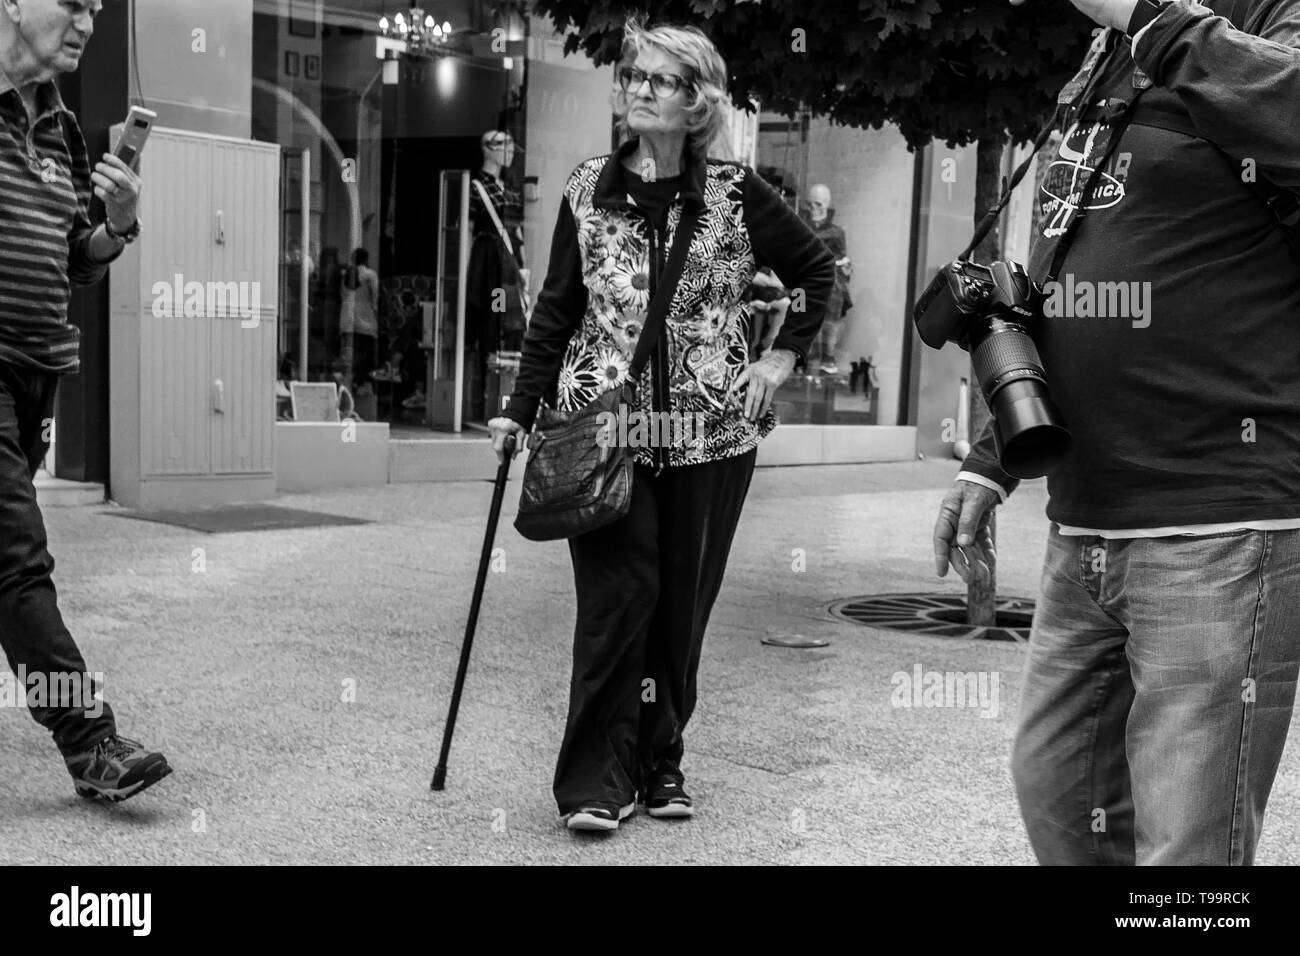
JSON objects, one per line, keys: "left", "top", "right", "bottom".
{"left": 913, "top": 260, "right": 1070, "bottom": 479}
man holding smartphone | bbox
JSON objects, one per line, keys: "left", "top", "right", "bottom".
{"left": 0, "top": 0, "right": 171, "bottom": 800}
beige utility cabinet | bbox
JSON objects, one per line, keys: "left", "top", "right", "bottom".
{"left": 110, "top": 128, "right": 280, "bottom": 509}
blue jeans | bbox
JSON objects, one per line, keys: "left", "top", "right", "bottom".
{"left": 1012, "top": 523, "right": 1300, "bottom": 865}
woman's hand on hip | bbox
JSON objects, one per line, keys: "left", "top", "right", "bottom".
{"left": 729, "top": 348, "right": 796, "bottom": 422}
{"left": 487, "top": 417, "right": 527, "bottom": 464}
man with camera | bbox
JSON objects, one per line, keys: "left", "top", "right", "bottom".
{"left": 932, "top": 0, "right": 1300, "bottom": 864}
{"left": 0, "top": 0, "right": 171, "bottom": 800}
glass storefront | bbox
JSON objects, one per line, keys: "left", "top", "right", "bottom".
{"left": 755, "top": 111, "right": 886, "bottom": 426}
{"left": 247, "top": 2, "right": 892, "bottom": 439}
{"left": 252, "top": 0, "right": 529, "bottom": 431}
{"left": 65, "top": 0, "right": 940, "bottom": 503}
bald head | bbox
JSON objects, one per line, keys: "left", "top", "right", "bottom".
{"left": 807, "top": 184, "right": 831, "bottom": 225}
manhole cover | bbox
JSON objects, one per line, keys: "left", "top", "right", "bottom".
{"left": 829, "top": 592, "right": 1035, "bottom": 643}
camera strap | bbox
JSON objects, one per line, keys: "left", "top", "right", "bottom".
{"left": 956, "top": 121, "right": 1061, "bottom": 262}
{"left": 958, "top": 28, "right": 1122, "bottom": 263}
{"left": 1043, "top": 90, "right": 1148, "bottom": 285}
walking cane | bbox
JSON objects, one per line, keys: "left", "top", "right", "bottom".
{"left": 431, "top": 432, "right": 516, "bottom": 791}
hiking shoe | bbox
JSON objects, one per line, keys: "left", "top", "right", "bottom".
{"left": 643, "top": 778, "right": 694, "bottom": 819}
{"left": 65, "top": 735, "right": 172, "bottom": 802}
{"left": 564, "top": 801, "right": 635, "bottom": 832}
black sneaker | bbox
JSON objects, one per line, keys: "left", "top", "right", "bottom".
{"left": 643, "top": 777, "right": 694, "bottom": 819}
{"left": 65, "top": 735, "right": 172, "bottom": 802}
{"left": 565, "top": 801, "right": 635, "bottom": 832}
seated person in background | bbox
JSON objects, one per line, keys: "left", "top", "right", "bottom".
{"left": 329, "top": 357, "right": 360, "bottom": 422}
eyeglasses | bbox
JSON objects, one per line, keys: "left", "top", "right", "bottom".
{"left": 617, "top": 67, "right": 690, "bottom": 98}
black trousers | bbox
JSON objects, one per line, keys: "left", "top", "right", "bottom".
{"left": 0, "top": 361, "right": 115, "bottom": 755}
{"left": 555, "top": 449, "right": 757, "bottom": 814}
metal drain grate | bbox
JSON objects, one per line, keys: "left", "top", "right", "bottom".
{"left": 829, "top": 592, "right": 1036, "bottom": 643}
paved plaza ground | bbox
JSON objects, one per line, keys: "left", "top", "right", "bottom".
{"left": 2, "top": 459, "right": 1297, "bottom": 865}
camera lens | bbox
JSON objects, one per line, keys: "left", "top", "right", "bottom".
{"left": 991, "top": 379, "right": 1072, "bottom": 478}
{"left": 971, "top": 320, "right": 1071, "bottom": 479}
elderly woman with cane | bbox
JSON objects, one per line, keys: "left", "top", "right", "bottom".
{"left": 488, "top": 18, "right": 835, "bottom": 833}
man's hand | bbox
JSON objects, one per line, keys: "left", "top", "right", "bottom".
{"left": 730, "top": 348, "right": 796, "bottom": 421}
{"left": 933, "top": 480, "right": 1001, "bottom": 585}
{"left": 1010, "top": 0, "right": 1139, "bottom": 31}
{"left": 92, "top": 153, "right": 141, "bottom": 233}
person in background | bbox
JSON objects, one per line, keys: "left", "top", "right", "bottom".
{"left": 340, "top": 247, "right": 379, "bottom": 393}
{"left": 329, "top": 358, "right": 359, "bottom": 421}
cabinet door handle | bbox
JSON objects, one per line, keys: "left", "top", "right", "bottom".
{"left": 213, "top": 379, "right": 225, "bottom": 414}
{"left": 215, "top": 210, "right": 226, "bottom": 245}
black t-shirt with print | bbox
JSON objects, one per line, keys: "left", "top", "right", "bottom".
{"left": 1015, "top": 37, "right": 1300, "bottom": 528}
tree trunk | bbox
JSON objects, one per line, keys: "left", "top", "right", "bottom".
{"left": 965, "top": 133, "right": 1008, "bottom": 627}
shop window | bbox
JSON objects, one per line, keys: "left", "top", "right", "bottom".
{"left": 252, "top": 0, "right": 529, "bottom": 430}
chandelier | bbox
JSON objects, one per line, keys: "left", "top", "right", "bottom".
{"left": 378, "top": 6, "right": 453, "bottom": 57}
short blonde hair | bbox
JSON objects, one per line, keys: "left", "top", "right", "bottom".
{"left": 612, "top": 17, "right": 729, "bottom": 158}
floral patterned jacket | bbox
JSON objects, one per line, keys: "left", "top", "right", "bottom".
{"left": 504, "top": 137, "right": 836, "bottom": 468}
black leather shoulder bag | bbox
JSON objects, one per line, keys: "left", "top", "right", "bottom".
{"left": 514, "top": 203, "right": 701, "bottom": 542}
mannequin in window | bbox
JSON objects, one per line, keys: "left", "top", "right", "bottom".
{"left": 466, "top": 129, "right": 528, "bottom": 420}
{"left": 802, "top": 183, "right": 853, "bottom": 376}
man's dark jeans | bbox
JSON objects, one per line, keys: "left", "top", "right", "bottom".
{"left": 0, "top": 360, "right": 115, "bottom": 755}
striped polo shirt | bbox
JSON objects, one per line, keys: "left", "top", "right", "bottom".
{"left": 0, "top": 71, "right": 119, "bottom": 375}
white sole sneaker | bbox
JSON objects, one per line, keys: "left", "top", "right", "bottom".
{"left": 647, "top": 801, "right": 694, "bottom": 819}
{"left": 565, "top": 802, "right": 635, "bottom": 832}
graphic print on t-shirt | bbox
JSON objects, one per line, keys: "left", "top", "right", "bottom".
{"left": 1039, "top": 107, "right": 1135, "bottom": 239}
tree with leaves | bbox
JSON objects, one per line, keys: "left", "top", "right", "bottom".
{"left": 531, "top": 0, "right": 1095, "bottom": 623}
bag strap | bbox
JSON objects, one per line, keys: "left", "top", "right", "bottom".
{"left": 628, "top": 204, "right": 702, "bottom": 379}
{"left": 472, "top": 177, "right": 516, "bottom": 258}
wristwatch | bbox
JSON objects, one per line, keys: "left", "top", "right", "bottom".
{"left": 104, "top": 217, "right": 141, "bottom": 245}
{"left": 1127, "top": 0, "right": 1173, "bottom": 37}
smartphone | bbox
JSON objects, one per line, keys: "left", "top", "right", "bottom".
{"left": 113, "top": 106, "right": 157, "bottom": 168}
